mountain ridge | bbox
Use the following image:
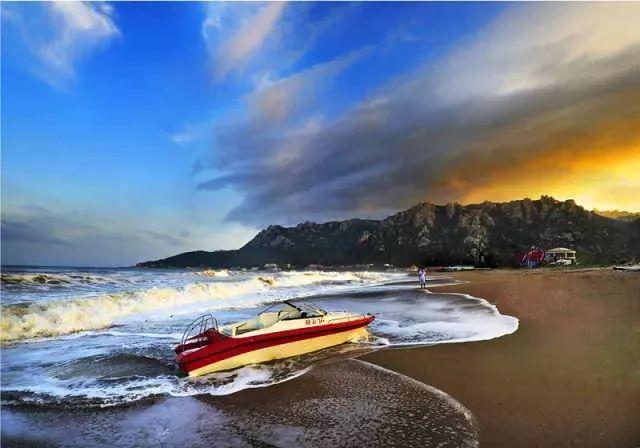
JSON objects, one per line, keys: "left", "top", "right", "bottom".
{"left": 137, "top": 196, "right": 640, "bottom": 268}
{"left": 593, "top": 209, "right": 640, "bottom": 222}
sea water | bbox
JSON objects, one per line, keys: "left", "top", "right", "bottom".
{"left": 1, "top": 267, "right": 518, "bottom": 407}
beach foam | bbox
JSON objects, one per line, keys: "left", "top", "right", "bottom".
{"left": 1, "top": 353, "right": 314, "bottom": 407}
{"left": 377, "top": 294, "right": 518, "bottom": 345}
{"left": 313, "top": 289, "right": 519, "bottom": 347}
{"left": 194, "top": 269, "right": 230, "bottom": 277}
{"left": 1, "top": 270, "right": 518, "bottom": 410}
{"left": 0, "top": 271, "right": 392, "bottom": 343}
{"left": 1, "top": 272, "right": 122, "bottom": 287}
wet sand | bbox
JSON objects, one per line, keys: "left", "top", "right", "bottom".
{"left": 3, "top": 269, "right": 638, "bottom": 447}
{"left": 365, "top": 269, "right": 640, "bottom": 447}
{"left": 1, "top": 359, "right": 479, "bottom": 447}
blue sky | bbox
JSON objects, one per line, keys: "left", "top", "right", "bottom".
{"left": 2, "top": 2, "right": 639, "bottom": 266}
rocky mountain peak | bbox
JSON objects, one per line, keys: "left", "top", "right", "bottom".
{"left": 138, "top": 196, "right": 639, "bottom": 268}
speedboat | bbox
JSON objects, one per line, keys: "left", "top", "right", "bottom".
{"left": 175, "top": 301, "right": 374, "bottom": 377}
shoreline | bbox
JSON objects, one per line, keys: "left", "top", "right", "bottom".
{"left": 2, "top": 269, "right": 638, "bottom": 447}
{"left": 2, "top": 359, "right": 480, "bottom": 447}
{"left": 364, "top": 269, "right": 640, "bottom": 447}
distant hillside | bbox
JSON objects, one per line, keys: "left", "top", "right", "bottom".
{"left": 137, "top": 196, "right": 640, "bottom": 268}
{"left": 594, "top": 209, "right": 640, "bottom": 223}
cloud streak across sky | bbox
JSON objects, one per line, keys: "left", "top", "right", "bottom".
{"left": 197, "top": 3, "right": 640, "bottom": 225}
{"left": 202, "top": 2, "right": 286, "bottom": 80}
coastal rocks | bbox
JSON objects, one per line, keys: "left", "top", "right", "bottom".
{"left": 416, "top": 227, "right": 432, "bottom": 248}
{"left": 268, "top": 235, "right": 295, "bottom": 249}
{"left": 358, "top": 231, "right": 373, "bottom": 244}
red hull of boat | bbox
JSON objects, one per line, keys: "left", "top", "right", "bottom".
{"left": 176, "top": 315, "right": 374, "bottom": 375}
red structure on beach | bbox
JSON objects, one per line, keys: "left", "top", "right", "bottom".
{"left": 521, "top": 248, "right": 545, "bottom": 268}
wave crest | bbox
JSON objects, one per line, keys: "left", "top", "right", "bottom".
{"left": 0, "top": 271, "right": 388, "bottom": 343}
{"left": 1, "top": 273, "right": 119, "bottom": 287}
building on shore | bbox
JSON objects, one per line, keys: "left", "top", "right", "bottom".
{"left": 545, "top": 248, "right": 577, "bottom": 265}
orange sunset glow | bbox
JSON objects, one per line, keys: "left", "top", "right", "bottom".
{"left": 456, "top": 147, "right": 640, "bottom": 212}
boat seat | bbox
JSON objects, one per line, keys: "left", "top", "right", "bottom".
{"left": 235, "top": 313, "right": 278, "bottom": 335}
{"left": 258, "top": 313, "right": 280, "bottom": 327}
{"left": 235, "top": 310, "right": 301, "bottom": 335}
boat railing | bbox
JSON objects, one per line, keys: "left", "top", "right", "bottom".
{"left": 180, "top": 313, "right": 218, "bottom": 347}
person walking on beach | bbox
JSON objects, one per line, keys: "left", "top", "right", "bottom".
{"left": 418, "top": 268, "right": 427, "bottom": 289}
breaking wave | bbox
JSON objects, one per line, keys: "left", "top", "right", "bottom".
{"left": 1, "top": 272, "right": 122, "bottom": 287}
{"left": 265, "top": 270, "right": 386, "bottom": 286}
{"left": 0, "top": 271, "right": 390, "bottom": 343}
{"left": 193, "top": 269, "right": 230, "bottom": 278}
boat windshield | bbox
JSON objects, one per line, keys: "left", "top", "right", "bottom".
{"left": 234, "top": 301, "right": 326, "bottom": 336}
{"left": 260, "top": 301, "right": 326, "bottom": 319}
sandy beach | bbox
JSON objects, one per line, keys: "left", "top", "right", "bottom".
{"left": 366, "top": 269, "right": 640, "bottom": 447}
{"left": 2, "top": 269, "right": 639, "bottom": 447}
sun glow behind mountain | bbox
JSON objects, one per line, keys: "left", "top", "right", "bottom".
{"left": 453, "top": 145, "right": 640, "bottom": 213}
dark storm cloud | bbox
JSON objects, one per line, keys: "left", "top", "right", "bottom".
{"left": 197, "top": 4, "right": 640, "bottom": 225}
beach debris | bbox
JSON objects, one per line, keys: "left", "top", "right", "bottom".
{"left": 613, "top": 265, "right": 640, "bottom": 271}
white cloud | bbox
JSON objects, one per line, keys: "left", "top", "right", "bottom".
{"left": 171, "top": 125, "right": 199, "bottom": 145}
{"left": 428, "top": 3, "right": 640, "bottom": 103}
{"left": 5, "top": 2, "right": 119, "bottom": 88}
{"left": 202, "top": 2, "right": 286, "bottom": 79}
{"left": 170, "top": 115, "right": 222, "bottom": 145}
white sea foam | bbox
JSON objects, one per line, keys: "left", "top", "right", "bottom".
{"left": 369, "top": 292, "right": 519, "bottom": 346}
{"left": 171, "top": 364, "right": 313, "bottom": 398}
{"left": 93, "top": 330, "right": 183, "bottom": 340}
{"left": 1, "top": 275, "right": 519, "bottom": 408}
{"left": 0, "top": 271, "right": 393, "bottom": 343}
{"left": 1, "top": 272, "right": 121, "bottom": 287}
{"left": 1, "top": 360, "right": 313, "bottom": 407}
{"left": 265, "top": 270, "right": 387, "bottom": 287}
{"left": 1, "top": 281, "right": 257, "bottom": 342}
{"left": 193, "top": 269, "right": 230, "bottom": 278}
